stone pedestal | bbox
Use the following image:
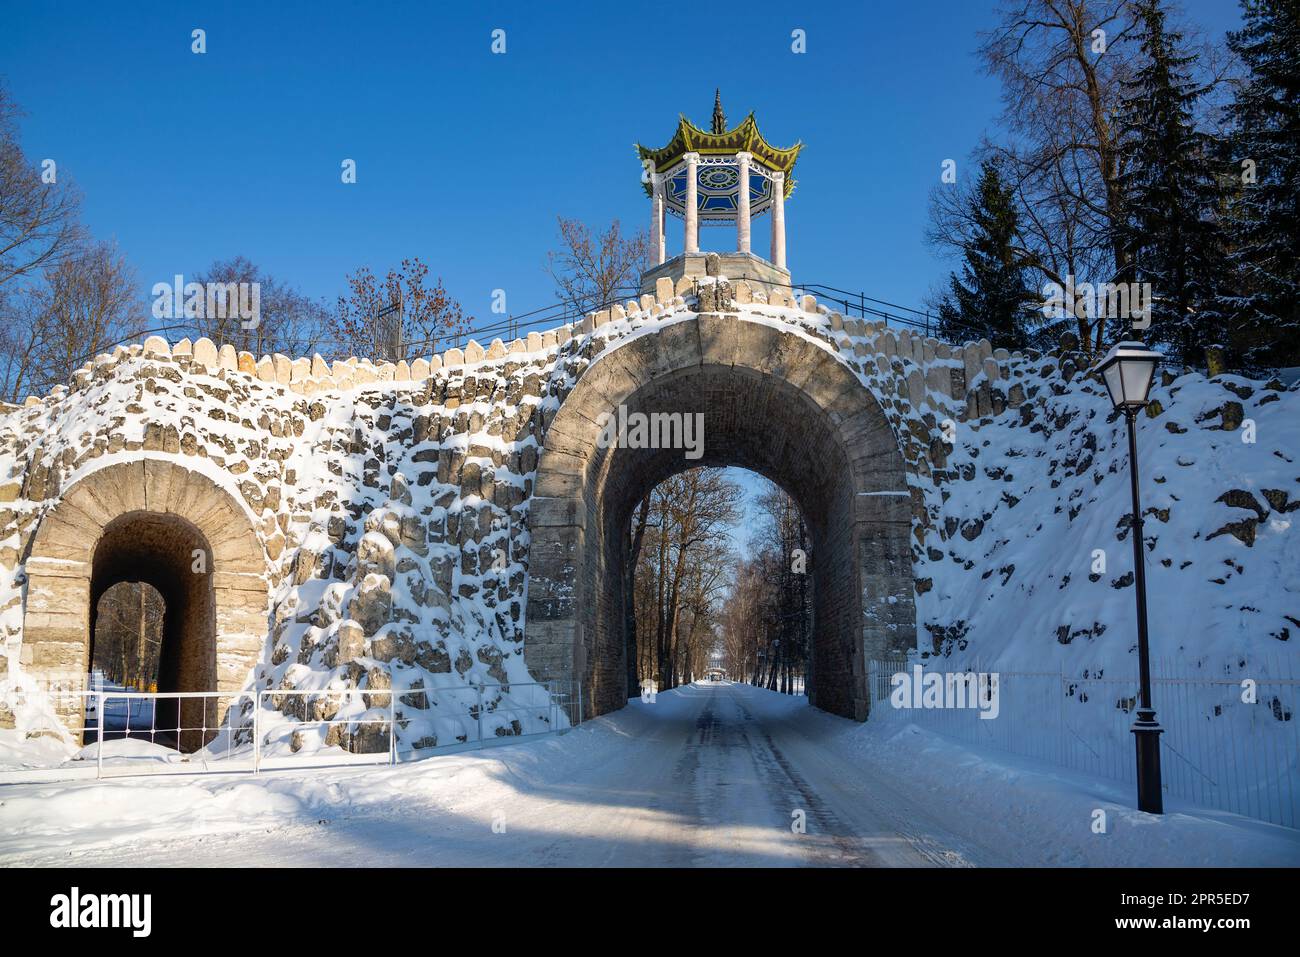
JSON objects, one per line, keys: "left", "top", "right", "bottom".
{"left": 639, "top": 252, "right": 791, "bottom": 299}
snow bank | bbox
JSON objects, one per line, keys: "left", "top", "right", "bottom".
{"left": 1, "top": 685, "right": 1293, "bottom": 867}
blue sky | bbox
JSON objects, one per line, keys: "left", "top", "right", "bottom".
{"left": 0, "top": 1, "right": 1249, "bottom": 557}
{"left": 2, "top": 0, "right": 1245, "bottom": 329}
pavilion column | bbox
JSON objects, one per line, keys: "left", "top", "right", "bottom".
{"left": 736, "top": 152, "right": 752, "bottom": 255}
{"left": 650, "top": 173, "right": 666, "bottom": 265}
{"left": 660, "top": 201, "right": 666, "bottom": 261}
{"left": 770, "top": 170, "right": 786, "bottom": 269}
{"left": 684, "top": 152, "right": 700, "bottom": 255}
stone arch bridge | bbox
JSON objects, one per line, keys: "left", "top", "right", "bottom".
{"left": 0, "top": 274, "right": 1026, "bottom": 741}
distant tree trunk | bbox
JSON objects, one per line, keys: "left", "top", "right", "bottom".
{"left": 681, "top": 610, "right": 701, "bottom": 685}
{"left": 665, "top": 579, "right": 682, "bottom": 689}
{"left": 135, "top": 584, "right": 146, "bottom": 686}
{"left": 624, "top": 495, "right": 650, "bottom": 698}
{"left": 654, "top": 528, "right": 668, "bottom": 689}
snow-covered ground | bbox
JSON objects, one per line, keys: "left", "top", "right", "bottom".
{"left": 1, "top": 683, "right": 1294, "bottom": 868}
{"left": 3, "top": 297, "right": 1295, "bottom": 834}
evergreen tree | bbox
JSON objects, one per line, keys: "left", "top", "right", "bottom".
{"left": 1115, "top": 0, "right": 1229, "bottom": 368}
{"left": 1221, "top": 0, "right": 1300, "bottom": 371}
{"left": 936, "top": 160, "right": 1036, "bottom": 351}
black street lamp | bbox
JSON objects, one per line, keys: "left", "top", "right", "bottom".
{"left": 1095, "top": 341, "right": 1164, "bottom": 814}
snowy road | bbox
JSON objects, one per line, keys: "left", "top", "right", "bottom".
{"left": 0, "top": 683, "right": 997, "bottom": 867}
{"left": 435, "top": 678, "right": 993, "bottom": 867}
{"left": 2, "top": 682, "right": 1296, "bottom": 867}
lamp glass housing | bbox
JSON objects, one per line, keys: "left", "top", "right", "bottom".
{"left": 1096, "top": 342, "right": 1160, "bottom": 411}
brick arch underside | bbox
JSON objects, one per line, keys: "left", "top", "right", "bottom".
{"left": 525, "top": 315, "right": 917, "bottom": 720}
{"left": 22, "top": 459, "right": 268, "bottom": 738}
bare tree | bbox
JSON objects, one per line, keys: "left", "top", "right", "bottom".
{"left": 930, "top": 1, "right": 1145, "bottom": 354}
{"left": 712, "top": 478, "right": 811, "bottom": 694}
{"left": 632, "top": 468, "right": 740, "bottom": 690}
{"left": 333, "top": 257, "right": 471, "bottom": 363}
{"left": 547, "top": 217, "right": 650, "bottom": 316}
{"left": 187, "top": 256, "right": 331, "bottom": 359}
{"left": 624, "top": 493, "right": 651, "bottom": 698}
{"left": 0, "top": 82, "right": 88, "bottom": 400}
{"left": 658, "top": 470, "right": 740, "bottom": 688}
{"left": 0, "top": 82, "right": 84, "bottom": 290}
{"left": 4, "top": 241, "right": 137, "bottom": 400}
{"left": 94, "top": 583, "right": 163, "bottom": 689}
{"left": 0, "top": 284, "right": 45, "bottom": 402}
{"left": 674, "top": 539, "right": 732, "bottom": 684}
{"left": 721, "top": 557, "right": 770, "bottom": 684}
{"left": 754, "top": 483, "right": 811, "bottom": 694}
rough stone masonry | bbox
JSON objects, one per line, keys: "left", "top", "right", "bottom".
{"left": 0, "top": 269, "right": 1078, "bottom": 753}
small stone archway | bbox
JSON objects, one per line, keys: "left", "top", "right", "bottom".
{"left": 525, "top": 314, "right": 917, "bottom": 720}
{"left": 22, "top": 459, "right": 268, "bottom": 741}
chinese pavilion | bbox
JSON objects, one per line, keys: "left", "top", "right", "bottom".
{"left": 637, "top": 91, "right": 803, "bottom": 295}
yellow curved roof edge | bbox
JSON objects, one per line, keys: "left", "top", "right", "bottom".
{"left": 636, "top": 111, "right": 802, "bottom": 199}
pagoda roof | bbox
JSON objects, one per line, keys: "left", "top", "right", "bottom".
{"left": 637, "top": 111, "right": 802, "bottom": 200}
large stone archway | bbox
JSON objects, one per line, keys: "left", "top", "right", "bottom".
{"left": 22, "top": 459, "right": 268, "bottom": 736}
{"left": 525, "top": 314, "right": 916, "bottom": 720}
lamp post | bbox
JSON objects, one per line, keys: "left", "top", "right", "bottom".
{"left": 1094, "top": 341, "right": 1164, "bottom": 814}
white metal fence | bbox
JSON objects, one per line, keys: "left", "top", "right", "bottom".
{"left": 868, "top": 656, "right": 1299, "bottom": 829}
{"left": 0, "top": 679, "right": 579, "bottom": 784}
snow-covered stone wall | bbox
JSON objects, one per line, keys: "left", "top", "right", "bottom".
{"left": 918, "top": 338, "right": 1300, "bottom": 680}
{"left": 0, "top": 270, "right": 1295, "bottom": 758}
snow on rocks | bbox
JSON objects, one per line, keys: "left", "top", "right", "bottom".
{"left": 0, "top": 271, "right": 1295, "bottom": 768}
